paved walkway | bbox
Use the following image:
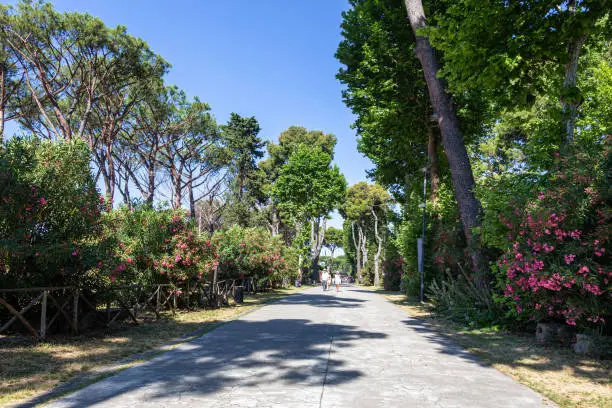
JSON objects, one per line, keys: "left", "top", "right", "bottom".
{"left": 47, "top": 286, "right": 552, "bottom": 407}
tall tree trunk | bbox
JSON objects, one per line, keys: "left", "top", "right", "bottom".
{"left": 172, "top": 171, "right": 182, "bottom": 210}
{"left": 295, "top": 220, "right": 304, "bottom": 282}
{"left": 297, "top": 254, "right": 303, "bottom": 282}
{"left": 351, "top": 221, "right": 362, "bottom": 283}
{"left": 146, "top": 164, "right": 156, "bottom": 204}
{"left": 372, "top": 209, "right": 383, "bottom": 288}
{"left": 404, "top": 0, "right": 485, "bottom": 278}
{"left": 188, "top": 173, "right": 196, "bottom": 219}
{"left": 123, "top": 170, "right": 131, "bottom": 205}
{"left": 562, "top": 34, "right": 586, "bottom": 144}
{"left": 270, "top": 205, "right": 280, "bottom": 236}
{"left": 562, "top": 0, "right": 587, "bottom": 145}
{"left": 310, "top": 218, "right": 327, "bottom": 282}
{"left": 359, "top": 223, "right": 368, "bottom": 282}
{"left": 100, "top": 146, "right": 116, "bottom": 200}
{"left": 427, "top": 125, "right": 440, "bottom": 202}
{"left": 198, "top": 206, "right": 203, "bottom": 234}
{"left": 0, "top": 60, "right": 5, "bottom": 144}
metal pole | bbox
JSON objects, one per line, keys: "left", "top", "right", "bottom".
{"left": 420, "top": 169, "right": 427, "bottom": 302}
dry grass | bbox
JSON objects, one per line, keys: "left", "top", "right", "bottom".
{"left": 0, "top": 286, "right": 308, "bottom": 407}
{"left": 375, "top": 289, "right": 612, "bottom": 408}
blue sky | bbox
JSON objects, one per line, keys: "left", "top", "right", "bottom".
{"left": 6, "top": 0, "right": 373, "bottom": 230}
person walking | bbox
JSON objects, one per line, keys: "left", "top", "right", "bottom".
{"left": 334, "top": 272, "right": 341, "bottom": 293}
{"left": 321, "top": 269, "right": 330, "bottom": 291}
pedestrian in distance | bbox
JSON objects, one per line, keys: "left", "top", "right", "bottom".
{"left": 321, "top": 269, "right": 330, "bottom": 291}
{"left": 334, "top": 272, "right": 341, "bottom": 293}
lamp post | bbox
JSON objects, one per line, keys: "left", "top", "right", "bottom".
{"left": 417, "top": 167, "right": 428, "bottom": 302}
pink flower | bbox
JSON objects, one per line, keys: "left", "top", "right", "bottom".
{"left": 538, "top": 192, "right": 545, "bottom": 200}
{"left": 72, "top": 250, "right": 79, "bottom": 256}
{"left": 583, "top": 282, "right": 603, "bottom": 295}
{"left": 564, "top": 254, "right": 576, "bottom": 264}
{"left": 39, "top": 197, "right": 47, "bottom": 205}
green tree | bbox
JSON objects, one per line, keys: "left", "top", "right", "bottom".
{"left": 221, "top": 113, "right": 265, "bottom": 227}
{"left": 260, "top": 126, "right": 337, "bottom": 237}
{"left": 156, "top": 88, "right": 221, "bottom": 216}
{"left": 400, "top": 0, "right": 486, "bottom": 278}
{"left": 272, "top": 145, "right": 346, "bottom": 281}
{"left": 425, "top": 0, "right": 610, "bottom": 144}
{"left": 323, "top": 226, "right": 344, "bottom": 272}
{"left": 4, "top": 0, "right": 168, "bottom": 197}
{"left": 342, "top": 182, "right": 391, "bottom": 286}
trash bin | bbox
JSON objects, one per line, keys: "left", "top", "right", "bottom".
{"left": 233, "top": 286, "right": 244, "bottom": 304}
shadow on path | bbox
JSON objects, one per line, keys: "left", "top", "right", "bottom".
{"left": 275, "top": 292, "right": 366, "bottom": 309}
{"left": 402, "top": 319, "right": 489, "bottom": 367}
{"left": 33, "top": 317, "right": 385, "bottom": 407}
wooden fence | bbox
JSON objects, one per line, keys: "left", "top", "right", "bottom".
{"left": 0, "top": 276, "right": 257, "bottom": 340}
{"left": 0, "top": 284, "right": 178, "bottom": 340}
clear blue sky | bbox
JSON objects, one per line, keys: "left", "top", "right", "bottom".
{"left": 7, "top": 0, "right": 374, "bottom": 229}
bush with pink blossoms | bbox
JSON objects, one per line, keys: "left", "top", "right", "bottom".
{"left": 0, "top": 138, "right": 110, "bottom": 289}
{"left": 494, "top": 143, "right": 611, "bottom": 330}
{"left": 211, "top": 226, "right": 295, "bottom": 284}
{"left": 156, "top": 219, "right": 217, "bottom": 282}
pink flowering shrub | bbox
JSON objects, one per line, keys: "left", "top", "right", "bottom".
{"left": 0, "top": 138, "right": 109, "bottom": 288}
{"left": 102, "top": 205, "right": 216, "bottom": 285}
{"left": 494, "top": 144, "right": 611, "bottom": 329}
{"left": 155, "top": 216, "right": 216, "bottom": 282}
{"left": 211, "top": 226, "right": 293, "bottom": 283}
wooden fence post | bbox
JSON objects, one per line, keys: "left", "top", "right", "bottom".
{"left": 0, "top": 297, "right": 39, "bottom": 339}
{"left": 73, "top": 289, "right": 79, "bottom": 335}
{"left": 155, "top": 285, "right": 161, "bottom": 316}
{"left": 40, "top": 290, "right": 48, "bottom": 339}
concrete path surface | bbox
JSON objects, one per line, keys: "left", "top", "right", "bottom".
{"left": 46, "top": 286, "right": 552, "bottom": 408}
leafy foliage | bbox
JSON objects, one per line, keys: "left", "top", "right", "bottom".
{"left": 0, "top": 138, "right": 106, "bottom": 288}
{"left": 272, "top": 145, "right": 346, "bottom": 222}
{"left": 493, "top": 144, "right": 610, "bottom": 329}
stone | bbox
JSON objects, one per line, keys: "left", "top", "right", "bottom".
{"left": 573, "top": 334, "right": 593, "bottom": 355}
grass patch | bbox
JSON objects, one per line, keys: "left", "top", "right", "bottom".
{"left": 371, "top": 289, "right": 611, "bottom": 408}
{"left": 0, "top": 285, "right": 308, "bottom": 407}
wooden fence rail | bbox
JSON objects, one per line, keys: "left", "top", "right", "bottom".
{"left": 0, "top": 284, "right": 180, "bottom": 340}
{"left": 0, "top": 275, "right": 259, "bottom": 340}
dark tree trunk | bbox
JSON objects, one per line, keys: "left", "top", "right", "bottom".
{"left": 0, "top": 60, "right": 5, "bottom": 144}
{"left": 359, "top": 223, "right": 368, "bottom": 281}
{"left": 372, "top": 209, "right": 383, "bottom": 287}
{"left": 122, "top": 170, "right": 130, "bottom": 205}
{"left": 427, "top": 125, "right": 440, "bottom": 202}
{"left": 351, "top": 221, "right": 362, "bottom": 283}
{"left": 310, "top": 218, "right": 326, "bottom": 282}
{"left": 562, "top": 35, "right": 586, "bottom": 144}
{"left": 188, "top": 173, "right": 196, "bottom": 219}
{"left": 173, "top": 178, "right": 182, "bottom": 210}
{"left": 404, "top": 0, "right": 485, "bottom": 277}
{"left": 146, "top": 165, "right": 156, "bottom": 204}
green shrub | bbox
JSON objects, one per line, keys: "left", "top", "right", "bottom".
{"left": 0, "top": 138, "right": 108, "bottom": 288}
{"left": 212, "top": 226, "right": 293, "bottom": 284}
